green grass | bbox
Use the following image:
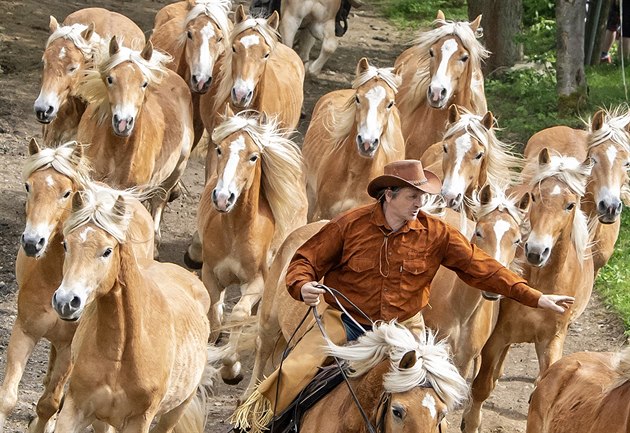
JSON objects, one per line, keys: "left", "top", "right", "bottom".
{"left": 375, "top": 0, "right": 468, "bottom": 28}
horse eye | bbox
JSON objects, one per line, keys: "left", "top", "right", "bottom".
{"left": 106, "top": 76, "right": 113, "bottom": 85}
{"left": 68, "top": 65, "right": 78, "bottom": 73}
{"left": 142, "top": 81, "right": 148, "bottom": 89}
{"left": 264, "top": 52, "right": 270, "bottom": 59}
{"left": 475, "top": 152, "right": 484, "bottom": 160}
{"left": 217, "top": 36, "right": 223, "bottom": 42}
{"left": 566, "top": 202, "right": 576, "bottom": 211}
{"left": 63, "top": 190, "right": 71, "bottom": 199}
{"left": 475, "top": 230, "right": 482, "bottom": 238}
{"left": 187, "top": 30, "right": 193, "bottom": 39}
{"left": 216, "top": 147, "right": 222, "bottom": 156}
{"left": 461, "top": 54, "right": 470, "bottom": 62}
{"left": 249, "top": 154, "right": 259, "bottom": 162}
{"left": 531, "top": 195, "right": 536, "bottom": 203}
{"left": 514, "top": 238, "right": 522, "bottom": 245}
{"left": 232, "top": 46, "right": 236, "bottom": 53}
{"left": 624, "top": 161, "right": 630, "bottom": 169}
{"left": 102, "top": 247, "right": 113, "bottom": 258}
{"left": 24, "top": 183, "right": 30, "bottom": 193}
{"left": 429, "top": 48, "right": 434, "bottom": 57}
{"left": 355, "top": 95, "right": 360, "bottom": 104}
{"left": 442, "top": 144, "right": 447, "bottom": 154}
{"left": 62, "top": 241, "right": 67, "bottom": 252}
{"left": 392, "top": 407, "right": 404, "bottom": 419}
{"left": 386, "top": 100, "right": 394, "bottom": 109}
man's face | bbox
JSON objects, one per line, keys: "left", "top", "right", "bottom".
{"left": 386, "top": 187, "right": 425, "bottom": 222}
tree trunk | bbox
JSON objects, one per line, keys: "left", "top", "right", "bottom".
{"left": 468, "top": 0, "right": 523, "bottom": 74}
{"left": 556, "top": 0, "right": 588, "bottom": 113}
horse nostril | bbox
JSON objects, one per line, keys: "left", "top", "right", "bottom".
{"left": 192, "top": 75, "right": 199, "bottom": 84}
{"left": 113, "top": 114, "right": 119, "bottom": 123}
{"left": 229, "top": 192, "right": 235, "bottom": 205}
{"left": 207, "top": 76, "right": 213, "bottom": 86}
{"left": 70, "top": 296, "right": 81, "bottom": 309}
{"left": 440, "top": 88, "right": 447, "bottom": 98}
{"left": 37, "top": 237, "right": 45, "bottom": 248}
{"left": 373, "top": 138, "right": 379, "bottom": 147}
{"left": 212, "top": 189, "right": 218, "bottom": 203}
{"left": 543, "top": 247, "right": 550, "bottom": 257}
{"left": 617, "top": 202, "right": 623, "bottom": 212}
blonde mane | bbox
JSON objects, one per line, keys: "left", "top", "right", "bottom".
{"left": 212, "top": 111, "right": 305, "bottom": 239}
{"left": 529, "top": 155, "right": 593, "bottom": 262}
{"left": 397, "top": 19, "right": 489, "bottom": 116}
{"left": 614, "top": 347, "right": 630, "bottom": 386}
{"left": 587, "top": 106, "right": 630, "bottom": 153}
{"left": 22, "top": 141, "right": 91, "bottom": 186}
{"left": 176, "top": 0, "right": 232, "bottom": 48}
{"left": 77, "top": 46, "right": 172, "bottom": 124}
{"left": 443, "top": 111, "right": 523, "bottom": 187}
{"left": 45, "top": 23, "right": 105, "bottom": 62}
{"left": 325, "top": 322, "right": 468, "bottom": 410}
{"left": 212, "top": 17, "right": 280, "bottom": 115}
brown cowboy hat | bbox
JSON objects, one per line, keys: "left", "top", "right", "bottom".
{"left": 367, "top": 160, "right": 442, "bottom": 198}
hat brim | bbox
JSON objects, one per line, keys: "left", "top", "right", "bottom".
{"left": 367, "top": 170, "right": 442, "bottom": 198}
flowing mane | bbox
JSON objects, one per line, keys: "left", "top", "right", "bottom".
{"left": 529, "top": 155, "right": 593, "bottom": 262}
{"left": 615, "top": 347, "right": 630, "bottom": 386}
{"left": 176, "top": 0, "right": 232, "bottom": 47}
{"left": 587, "top": 106, "right": 630, "bottom": 152}
{"left": 212, "top": 17, "right": 280, "bottom": 115}
{"left": 397, "top": 19, "right": 489, "bottom": 117}
{"left": 326, "top": 66, "right": 402, "bottom": 160}
{"left": 46, "top": 23, "right": 105, "bottom": 61}
{"left": 325, "top": 322, "right": 468, "bottom": 410}
{"left": 22, "top": 141, "right": 91, "bottom": 186}
{"left": 212, "top": 111, "right": 305, "bottom": 239}
{"left": 444, "top": 110, "right": 523, "bottom": 187}
{"left": 77, "top": 46, "right": 171, "bottom": 124}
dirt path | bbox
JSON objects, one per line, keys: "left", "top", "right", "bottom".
{"left": 0, "top": 1, "right": 627, "bottom": 432}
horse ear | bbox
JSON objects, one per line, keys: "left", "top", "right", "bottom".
{"left": 592, "top": 110, "right": 605, "bottom": 132}
{"left": 71, "top": 141, "right": 84, "bottom": 161}
{"left": 481, "top": 111, "right": 494, "bottom": 129}
{"left": 399, "top": 350, "right": 417, "bottom": 370}
{"left": 49, "top": 16, "right": 59, "bottom": 33}
{"left": 518, "top": 192, "right": 531, "bottom": 211}
{"left": 109, "top": 36, "right": 120, "bottom": 56}
{"left": 538, "top": 148, "right": 550, "bottom": 166}
{"left": 259, "top": 111, "right": 269, "bottom": 125}
{"left": 72, "top": 192, "right": 84, "bottom": 213}
{"left": 223, "top": 104, "right": 235, "bottom": 119}
{"left": 448, "top": 104, "right": 461, "bottom": 124}
{"left": 356, "top": 57, "right": 370, "bottom": 76}
{"left": 113, "top": 195, "right": 127, "bottom": 220}
{"left": 28, "top": 138, "right": 41, "bottom": 156}
{"left": 140, "top": 41, "right": 153, "bottom": 61}
{"left": 235, "top": 5, "right": 247, "bottom": 24}
{"left": 470, "top": 15, "right": 483, "bottom": 33}
{"left": 436, "top": 10, "right": 446, "bottom": 22}
{"left": 479, "top": 184, "right": 493, "bottom": 205}
{"left": 186, "top": 0, "right": 197, "bottom": 7}
{"left": 266, "top": 11, "right": 280, "bottom": 31}
{"left": 81, "top": 23, "right": 94, "bottom": 41}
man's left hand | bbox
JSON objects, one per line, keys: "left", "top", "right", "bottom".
{"left": 537, "top": 294, "right": 575, "bottom": 314}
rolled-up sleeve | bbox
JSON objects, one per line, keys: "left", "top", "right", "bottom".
{"left": 440, "top": 222, "right": 541, "bottom": 308}
{"left": 286, "top": 222, "right": 344, "bottom": 301}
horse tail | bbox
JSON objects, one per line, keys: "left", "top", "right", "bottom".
{"left": 173, "top": 362, "right": 219, "bottom": 433}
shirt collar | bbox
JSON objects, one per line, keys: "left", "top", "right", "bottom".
{"left": 369, "top": 202, "right": 427, "bottom": 233}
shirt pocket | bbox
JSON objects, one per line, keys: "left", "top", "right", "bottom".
{"left": 400, "top": 258, "right": 428, "bottom": 290}
{"left": 347, "top": 256, "right": 375, "bottom": 273}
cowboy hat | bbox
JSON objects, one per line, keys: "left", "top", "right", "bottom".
{"left": 367, "top": 159, "right": 442, "bottom": 198}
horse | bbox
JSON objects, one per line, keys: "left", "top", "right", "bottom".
{"left": 278, "top": 0, "right": 362, "bottom": 76}
{"left": 199, "top": 5, "right": 304, "bottom": 138}
{"left": 0, "top": 140, "right": 154, "bottom": 433}
{"left": 302, "top": 57, "right": 404, "bottom": 221}
{"left": 150, "top": 0, "right": 232, "bottom": 148}
{"left": 34, "top": 8, "right": 144, "bottom": 145}
{"left": 526, "top": 348, "right": 630, "bottom": 433}
{"left": 420, "top": 105, "right": 523, "bottom": 217}
{"left": 524, "top": 108, "right": 630, "bottom": 276}
{"left": 196, "top": 109, "right": 308, "bottom": 384}
{"left": 423, "top": 184, "right": 529, "bottom": 378}
{"left": 297, "top": 322, "right": 468, "bottom": 433}
{"left": 77, "top": 37, "right": 194, "bottom": 253}
{"left": 395, "top": 11, "right": 488, "bottom": 160}
{"left": 50, "top": 190, "right": 211, "bottom": 433}
{"left": 461, "top": 149, "right": 595, "bottom": 433}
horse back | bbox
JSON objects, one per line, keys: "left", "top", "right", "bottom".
{"left": 63, "top": 8, "right": 145, "bottom": 47}
{"left": 150, "top": 18, "right": 186, "bottom": 74}
{"left": 153, "top": 1, "right": 188, "bottom": 30}
{"left": 525, "top": 126, "right": 589, "bottom": 161}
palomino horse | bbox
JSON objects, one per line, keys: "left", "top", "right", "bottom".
{"left": 420, "top": 105, "right": 522, "bottom": 214}
{"left": 423, "top": 185, "right": 529, "bottom": 378}
{"left": 526, "top": 348, "right": 630, "bottom": 433}
{"left": 524, "top": 108, "right": 630, "bottom": 275}
{"left": 50, "top": 191, "right": 210, "bottom": 433}
{"left": 461, "top": 149, "right": 594, "bottom": 433}
{"left": 0, "top": 140, "right": 154, "bottom": 433}
{"left": 299, "top": 322, "right": 468, "bottom": 433}
{"left": 150, "top": 0, "right": 232, "bottom": 148}
{"left": 197, "top": 110, "right": 307, "bottom": 384}
{"left": 279, "top": 0, "right": 361, "bottom": 76}
{"left": 303, "top": 58, "right": 404, "bottom": 221}
{"left": 35, "top": 8, "right": 144, "bottom": 145}
{"left": 200, "top": 5, "right": 305, "bottom": 137}
{"left": 395, "top": 11, "right": 489, "bottom": 159}
{"left": 77, "top": 37, "right": 194, "bottom": 252}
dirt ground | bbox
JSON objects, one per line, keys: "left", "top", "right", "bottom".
{"left": 0, "top": 1, "right": 627, "bottom": 432}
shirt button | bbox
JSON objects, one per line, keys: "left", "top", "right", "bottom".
{"left": 388, "top": 251, "right": 392, "bottom": 255}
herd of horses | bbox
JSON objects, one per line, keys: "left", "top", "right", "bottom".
{"left": 1, "top": 1, "right": 629, "bottom": 432}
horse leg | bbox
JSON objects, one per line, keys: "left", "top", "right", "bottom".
{"left": 92, "top": 421, "right": 114, "bottom": 433}
{"left": 51, "top": 395, "right": 93, "bottom": 433}
{"left": 120, "top": 415, "right": 153, "bottom": 433}
{"left": 184, "top": 231, "right": 203, "bottom": 270}
{"left": 460, "top": 332, "right": 512, "bottom": 433}
{"left": 29, "top": 343, "right": 73, "bottom": 433}
{"left": 150, "top": 392, "right": 197, "bottom": 433}
{"left": 534, "top": 331, "right": 567, "bottom": 383}
{"left": 279, "top": 12, "right": 302, "bottom": 50}
{"left": 220, "top": 275, "right": 264, "bottom": 384}
{"left": 296, "top": 29, "right": 316, "bottom": 64}
{"left": 0, "top": 321, "right": 40, "bottom": 433}
{"left": 202, "top": 266, "right": 224, "bottom": 344}
{"left": 305, "top": 21, "right": 337, "bottom": 76}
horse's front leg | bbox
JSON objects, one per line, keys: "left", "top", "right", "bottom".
{"left": 220, "top": 274, "right": 264, "bottom": 385}
{"left": 202, "top": 266, "right": 225, "bottom": 344}
{"left": 52, "top": 395, "right": 93, "bottom": 433}
{"left": 305, "top": 20, "right": 337, "bottom": 76}
{"left": 534, "top": 327, "right": 568, "bottom": 383}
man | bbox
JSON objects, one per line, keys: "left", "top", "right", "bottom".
{"left": 232, "top": 160, "right": 574, "bottom": 433}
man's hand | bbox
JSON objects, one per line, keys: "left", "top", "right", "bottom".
{"left": 301, "top": 282, "right": 326, "bottom": 306}
{"left": 537, "top": 294, "right": 575, "bottom": 314}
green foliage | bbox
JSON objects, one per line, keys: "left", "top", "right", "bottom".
{"left": 376, "top": 0, "right": 467, "bottom": 28}
{"left": 517, "top": 14, "right": 556, "bottom": 63}
{"left": 522, "top": 0, "right": 555, "bottom": 26}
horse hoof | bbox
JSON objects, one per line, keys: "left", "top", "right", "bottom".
{"left": 184, "top": 250, "right": 202, "bottom": 269}
{"left": 223, "top": 373, "right": 244, "bottom": 385}
{"left": 168, "top": 184, "right": 182, "bottom": 202}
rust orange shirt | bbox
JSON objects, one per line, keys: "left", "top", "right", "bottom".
{"left": 286, "top": 202, "right": 541, "bottom": 324}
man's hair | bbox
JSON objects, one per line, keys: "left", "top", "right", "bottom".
{"left": 378, "top": 186, "right": 401, "bottom": 203}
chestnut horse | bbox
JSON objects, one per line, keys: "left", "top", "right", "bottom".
{"left": 526, "top": 348, "right": 630, "bottom": 433}
{"left": 524, "top": 108, "right": 630, "bottom": 276}
{"left": 303, "top": 58, "right": 404, "bottom": 221}
{"left": 50, "top": 191, "right": 211, "bottom": 433}
{"left": 424, "top": 185, "right": 529, "bottom": 378}
{"left": 35, "top": 8, "right": 144, "bottom": 145}
{"left": 395, "top": 11, "right": 488, "bottom": 159}
{"left": 197, "top": 110, "right": 307, "bottom": 384}
{"left": 77, "top": 38, "right": 194, "bottom": 252}
{"left": 461, "top": 149, "right": 594, "bottom": 433}
{"left": 0, "top": 140, "right": 154, "bottom": 433}
{"left": 150, "top": 0, "right": 232, "bottom": 148}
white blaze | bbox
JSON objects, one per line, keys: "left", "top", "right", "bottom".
{"left": 239, "top": 34, "right": 260, "bottom": 48}
{"left": 429, "top": 38, "right": 459, "bottom": 96}
{"left": 422, "top": 394, "right": 437, "bottom": 419}
{"left": 442, "top": 133, "right": 472, "bottom": 198}
{"left": 492, "top": 219, "right": 512, "bottom": 265}
{"left": 357, "top": 85, "right": 386, "bottom": 146}
{"left": 216, "top": 136, "right": 246, "bottom": 193}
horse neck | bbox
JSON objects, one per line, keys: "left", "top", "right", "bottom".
{"left": 452, "top": 65, "right": 474, "bottom": 110}
{"left": 451, "top": 273, "right": 488, "bottom": 322}
{"left": 43, "top": 96, "right": 87, "bottom": 145}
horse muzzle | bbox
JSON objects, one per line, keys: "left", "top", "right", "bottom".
{"left": 212, "top": 188, "right": 236, "bottom": 213}
{"left": 34, "top": 104, "right": 57, "bottom": 124}
{"left": 52, "top": 291, "right": 83, "bottom": 321}
{"left": 20, "top": 233, "right": 47, "bottom": 258}
{"left": 231, "top": 88, "right": 253, "bottom": 108}
{"left": 597, "top": 199, "right": 622, "bottom": 224}
{"left": 427, "top": 86, "right": 449, "bottom": 109}
{"left": 524, "top": 242, "right": 550, "bottom": 267}
{"left": 112, "top": 115, "right": 135, "bottom": 137}
{"left": 191, "top": 74, "right": 212, "bottom": 94}
{"left": 356, "top": 136, "right": 379, "bottom": 158}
